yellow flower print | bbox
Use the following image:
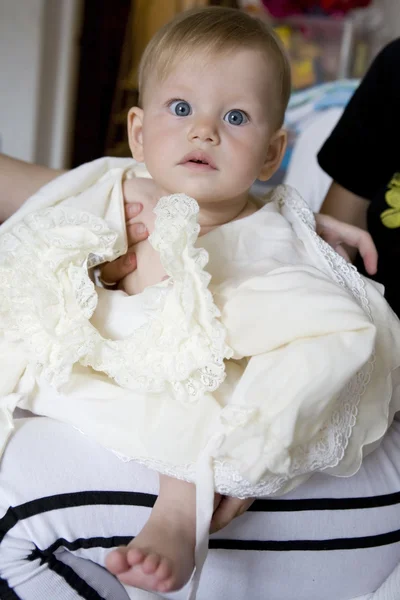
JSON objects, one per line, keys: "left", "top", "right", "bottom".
{"left": 381, "top": 172, "right": 400, "bottom": 229}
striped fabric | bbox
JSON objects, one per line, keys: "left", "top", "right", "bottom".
{"left": 1, "top": 417, "right": 400, "bottom": 600}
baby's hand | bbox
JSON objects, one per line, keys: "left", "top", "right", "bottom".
{"left": 210, "top": 496, "right": 254, "bottom": 534}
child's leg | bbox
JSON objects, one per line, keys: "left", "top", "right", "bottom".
{"left": 106, "top": 475, "right": 198, "bottom": 594}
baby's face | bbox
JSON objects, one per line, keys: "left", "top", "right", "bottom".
{"left": 132, "top": 49, "right": 281, "bottom": 205}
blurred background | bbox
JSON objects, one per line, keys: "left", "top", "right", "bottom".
{"left": 0, "top": 0, "right": 399, "bottom": 172}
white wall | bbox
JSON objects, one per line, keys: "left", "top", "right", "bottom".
{"left": 0, "top": 0, "right": 45, "bottom": 162}
{"left": 0, "top": 0, "right": 82, "bottom": 168}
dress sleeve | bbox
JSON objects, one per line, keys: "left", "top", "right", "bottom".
{"left": 214, "top": 265, "right": 379, "bottom": 489}
{"left": 317, "top": 39, "right": 400, "bottom": 201}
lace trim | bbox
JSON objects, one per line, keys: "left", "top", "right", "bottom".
{"left": 0, "top": 207, "right": 117, "bottom": 386}
{"left": 82, "top": 194, "right": 232, "bottom": 399}
{"left": 258, "top": 185, "right": 375, "bottom": 491}
{"left": 0, "top": 196, "right": 232, "bottom": 400}
{"left": 110, "top": 185, "right": 377, "bottom": 498}
{"left": 107, "top": 452, "right": 281, "bottom": 498}
{"left": 275, "top": 185, "right": 372, "bottom": 320}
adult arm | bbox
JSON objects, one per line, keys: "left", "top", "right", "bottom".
{"left": 0, "top": 154, "right": 64, "bottom": 222}
{"left": 0, "top": 154, "right": 147, "bottom": 284}
{"left": 317, "top": 183, "right": 377, "bottom": 274}
{"left": 320, "top": 182, "right": 369, "bottom": 231}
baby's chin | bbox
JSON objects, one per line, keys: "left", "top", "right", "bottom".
{"left": 157, "top": 182, "right": 233, "bottom": 205}
{"left": 153, "top": 174, "right": 226, "bottom": 204}
{"left": 150, "top": 167, "right": 251, "bottom": 205}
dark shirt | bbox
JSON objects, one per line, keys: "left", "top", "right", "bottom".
{"left": 318, "top": 38, "right": 400, "bottom": 317}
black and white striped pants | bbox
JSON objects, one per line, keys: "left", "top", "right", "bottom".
{"left": 1, "top": 416, "right": 400, "bottom": 600}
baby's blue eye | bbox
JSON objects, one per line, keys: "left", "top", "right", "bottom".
{"left": 169, "top": 100, "right": 192, "bottom": 117}
{"left": 224, "top": 109, "right": 248, "bottom": 126}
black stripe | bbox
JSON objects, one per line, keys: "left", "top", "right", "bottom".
{"left": 27, "top": 523, "right": 400, "bottom": 561}
{"left": 0, "top": 556, "right": 105, "bottom": 600}
{"left": 39, "top": 552, "right": 106, "bottom": 600}
{"left": 209, "top": 528, "right": 400, "bottom": 551}
{"left": 0, "top": 577, "right": 21, "bottom": 600}
{"left": 2, "top": 490, "right": 400, "bottom": 550}
{"left": 28, "top": 536, "right": 133, "bottom": 562}
{"left": 0, "top": 491, "right": 155, "bottom": 542}
{"left": 249, "top": 491, "right": 400, "bottom": 512}
{"left": 2, "top": 487, "right": 400, "bottom": 535}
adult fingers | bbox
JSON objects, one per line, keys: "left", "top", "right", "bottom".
{"left": 126, "top": 222, "right": 148, "bottom": 246}
{"left": 333, "top": 224, "right": 377, "bottom": 275}
{"left": 317, "top": 214, "right": 378, "bottom": 275}
{"left": 124, "top": 202, "right": 143, "bottom": 221}
{"left": 100, "top": 252, "right": 138, "bottom": 285}
{"left": 355, "top": 230, "right": 378, "bottom": 275}
{"left": 124, "top": 201, "right": 148, "bottom": 245}
{"left": 333, "top": 243, "right": 351, "bottom": 263}
{"left": 210, "top": 497, "right": 254, "bottom": 534}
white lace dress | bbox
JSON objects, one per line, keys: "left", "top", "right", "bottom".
{"left": 1, "top": 157, "right": 400, "bottom": 501}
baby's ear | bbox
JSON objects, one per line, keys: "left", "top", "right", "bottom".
{"left": 127, "top": 107, "right": 144, "bottom": 162}
{"left": 258, "top": 129, "right": 287, "bottom": 182}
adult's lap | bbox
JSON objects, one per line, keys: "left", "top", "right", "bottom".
{"left": 1, "top": 417, "right": 400, "bottom": 600}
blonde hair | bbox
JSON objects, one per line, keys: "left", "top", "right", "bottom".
{"left": 138, "top": 6, "right": 291, "bottom": 128}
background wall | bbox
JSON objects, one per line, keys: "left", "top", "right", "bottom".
{"left": 383, "top": 0, "right": 400, "bottom": 30}
{"left": 0, "top": 0, "right": 81, "bottom": 167}
{"left": 0, "top": 0, "right": 45, "bottom": 162}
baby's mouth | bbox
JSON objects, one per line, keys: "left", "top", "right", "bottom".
{"left": 179, "top": 152, "right": 217, "bottom": 170}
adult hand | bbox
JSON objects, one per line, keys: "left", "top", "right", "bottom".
{"left": 210, "top": 496, "right": 254, "bottom": 534}
{"left": 100, "top": 202, "right": 148, "bottom": 285}
{"left": 100, "top": 177, "right": 164, "bottom": 286}
{"left": 315, "top": 213, "right": 378, "bottom": 275}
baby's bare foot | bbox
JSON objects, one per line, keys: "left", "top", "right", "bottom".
{"left": 106, "top": 513, "right": 195, "bottom": 593}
